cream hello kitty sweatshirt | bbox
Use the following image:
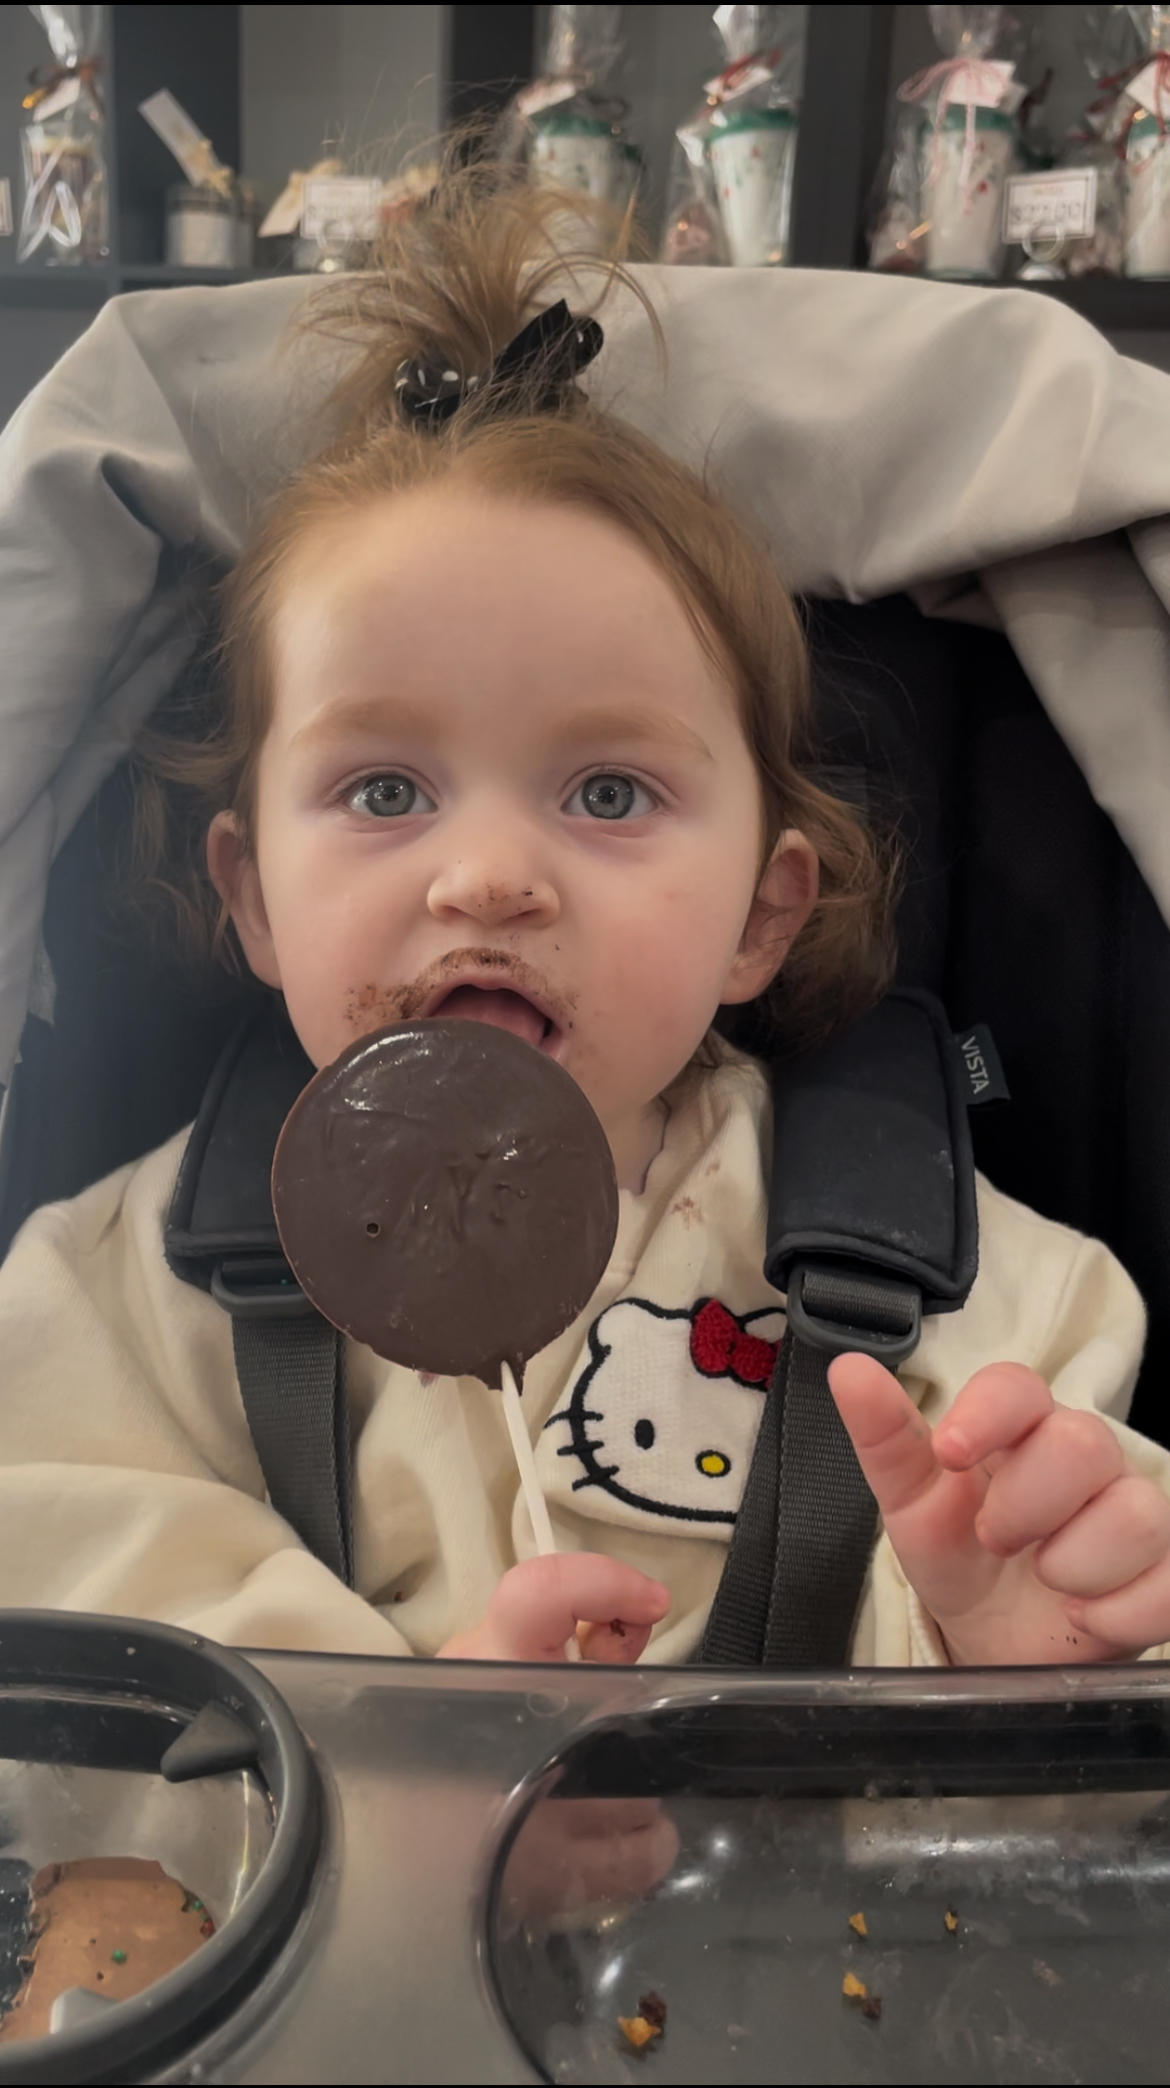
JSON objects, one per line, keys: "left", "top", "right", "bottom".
{"left": 0, "top": 1049, "right": 1164, "bottom": 1666}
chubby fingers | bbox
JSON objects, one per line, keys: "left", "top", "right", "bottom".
{"left": 1034, "top": 1473, "right": 1170, "bottom": 1595}
{"left": 826, "top": 1352, "right": 940, "bottom": 1518}
{"left": 967, "top": 1404, "right": 1125, "bottom": 1559}
{"left": 1064, "top": 1548, "right": 1170, "bottom": 1656}
{"left": 931, "top": 1362, "right": 1057, "bottom": 1473}
{"left": 445, "top": 1553, "right": 670, "bottom": 1664}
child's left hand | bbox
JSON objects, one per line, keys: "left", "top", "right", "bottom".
{"left": 828, "top": 1355, "right": 1170, "bottom": 1665}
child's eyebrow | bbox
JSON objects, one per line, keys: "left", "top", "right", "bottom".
{"left": 287, "top": 695, "right": 433, "bottom": 752}
{"left": 288, "top": 698, "right": 713, "bottom": 762}
{"left": 555, "top": 705, "right": 713, "bottom": 763}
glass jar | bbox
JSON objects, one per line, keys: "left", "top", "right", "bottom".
{"left": 165, "top": 183, "right": 237, "bottom": 269}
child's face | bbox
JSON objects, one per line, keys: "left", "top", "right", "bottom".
{"left": 209, "top": 490, "right": 816, "bottom": 1188}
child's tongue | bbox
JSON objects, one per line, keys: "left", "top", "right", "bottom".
{"left": 436, "top": 985, "right": 547, "bottom": 1050}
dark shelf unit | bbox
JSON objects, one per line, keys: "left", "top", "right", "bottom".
{"left": 0, "top": 4, "right": 540, "bottom": 317}
{"left": 2, "top": 3, "right": 1168, "bottom": 338}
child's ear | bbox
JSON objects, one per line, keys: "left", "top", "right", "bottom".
{"left": 720, "top": 830, "right": 819, "bottom": 1006}
{"left": 206, "top": 812, "right": 283, "bottom": 989}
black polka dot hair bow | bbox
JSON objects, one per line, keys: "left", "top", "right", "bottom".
{"left": 393, "top": 300, "right": 604, "bottom": 431}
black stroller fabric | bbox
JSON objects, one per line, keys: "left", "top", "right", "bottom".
{"left": 2, "top": 592, "right": 1167, "bottom": 1444}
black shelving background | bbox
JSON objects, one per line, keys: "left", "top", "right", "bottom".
{"left": 2, "top": 5, "right": 1170, "bottom": 340}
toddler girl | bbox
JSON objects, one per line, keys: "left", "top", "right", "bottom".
{"left": 1, "top": 164, "right": 1169, "bottom": 1668}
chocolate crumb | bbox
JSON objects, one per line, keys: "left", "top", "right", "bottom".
{"left": 861, "top": 1995, "right": 883, "bottom": 2022}
{"left": 639, "top": 1991, "right": 667, "bottom": 2028}
{"left": 610, "top": 1617, "right": 627, "bottom": 1639}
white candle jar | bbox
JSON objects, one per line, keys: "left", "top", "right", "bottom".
{"left": 707, "top": 107, "right": 797, "bottom": 267}
{"left": 529, "top": 111, "right": 625, "bottom": 204}
{"left": 922, "top": 104, "right": 1014, "bottom": 281}
{"left": 1124, "top": 115, "right": 1170, "bottom": 278}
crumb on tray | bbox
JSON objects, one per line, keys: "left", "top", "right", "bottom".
{"left": 944, "top": 1907, "right": 959, "bottom": 1934}
{"left": 638, "top": 1991, "right": 667, "bottom": 2028}
{"left": 618, "top": 2015, "right": 661, "bottom": 2051}
{"left": 848, "top": 1911, "right": 867, "bottom": 1937}
{"left": 843, "top": 1970, "right": 882, "bottom": 2020}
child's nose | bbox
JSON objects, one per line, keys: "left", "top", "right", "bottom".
{"left": 426, "top": 826, "right": 560, "bottom": 929}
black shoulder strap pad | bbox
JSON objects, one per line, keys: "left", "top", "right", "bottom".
{"left": 164, "top": 995, "right": 314, "bottom": 1290}
{"left": 766, "top": 986, "right": 979, "bottom": 1340}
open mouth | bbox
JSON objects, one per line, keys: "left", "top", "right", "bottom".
{"left": 430, "top": 984, "right": 559, "bottom": 1053}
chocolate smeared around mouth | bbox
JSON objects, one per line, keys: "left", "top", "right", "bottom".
{"left": 271, "top": 1019, "right": 618, "bottom": 1389}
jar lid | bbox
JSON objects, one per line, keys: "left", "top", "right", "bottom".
{"left": 166, "top": 182, "right": 233, "bottom": 209}
{"left": 708, "top": 105, "right": 797, "bottom": 135}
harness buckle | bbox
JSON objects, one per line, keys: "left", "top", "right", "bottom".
{"left": 210, "top": 1256, "right": 318, "bottom": 1319}
{"left": 784, "top": 1261, "right": 922, "bottom": 1367}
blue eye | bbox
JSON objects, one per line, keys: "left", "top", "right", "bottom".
{"left": 348, "top": 774, "right": 435, "bottom": 818}
{"left": 567, "top": 773, "right": 654, "bottom": 821}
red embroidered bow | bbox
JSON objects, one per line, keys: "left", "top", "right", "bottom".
{"left": 689, "top": 1299, "right": 778, "bottom": 1387}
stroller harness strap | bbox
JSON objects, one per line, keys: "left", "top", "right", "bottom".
{"left": 701, "top": 989, "right": 978, "bottom": 1665}
{"left": 165, "top": 990, "right": 979, "bottom": 1658}
{"left": 164, "top": 997, "right": 356, "bottom": 1586}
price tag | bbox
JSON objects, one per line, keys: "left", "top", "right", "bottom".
{"left": 36, "top": 76, "right": 81, "bottom": 123}
{"left": 1003, "top": 168, "right": 1097, "bottom": 244}
{"left": 515, "top": 78, "right": 580, "bottom": 120}
{"left": 1126, "top": 60, "right": 1170, "bottom": 118}
{"left": 703, "top": 59, "right": 776, "bottom": 98}
{"left": 301, "top": 176, "right": 381, "bottom": 244}
{"left": 259, "top": 177, "right": 304, "bottom": 239}
{"left": 139, "top": 88, "right": 228, "bottom": 189}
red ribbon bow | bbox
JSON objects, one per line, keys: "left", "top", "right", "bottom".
{"left": 689, "top": 1299, "right": 778, "bottom": 1387}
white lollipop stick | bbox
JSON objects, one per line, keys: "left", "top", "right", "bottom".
{"left": 499, "top": 1360, "right": 581, "bottom": 1662}
{"left": 500, "top": 1360, "right": 557, "bottom": 1554}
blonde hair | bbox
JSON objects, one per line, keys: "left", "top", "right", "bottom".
{"left": 132, "top": 153, "right": 897, "bottom": 1057}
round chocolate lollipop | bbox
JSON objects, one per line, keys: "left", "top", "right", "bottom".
{"left": 271, "top": 1019, "right": 619, "bottom": 1390}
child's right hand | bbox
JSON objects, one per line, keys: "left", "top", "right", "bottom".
{"left": 438, "top": 1553, "right": 670, "bottom": 1664}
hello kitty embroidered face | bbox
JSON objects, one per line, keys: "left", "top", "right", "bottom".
{"left": 544, "top": 1297, "right": 782, "bottom": 1524}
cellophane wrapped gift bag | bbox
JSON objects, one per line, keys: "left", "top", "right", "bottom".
{"left": 1036, "top": 4, "right": 1144, "bottom": 282}
{"left": 1117, "top": 3, "right": 1170, "bottom": 277}
{"left": 661, "top": 4, "right": 806, "bottom": 268}
{"left": 18, "top": 2, "right": 107, "bottom": 265}
{"left": 869, "top": 4, "right": 1027, "bottom": 281}
{"left": 505, "top": 6, "right": 643, "bottom": 221}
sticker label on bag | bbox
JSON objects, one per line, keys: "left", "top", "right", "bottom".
{"left": 954, "top": 1025, "right": 1010, "bottom": 1108}
{"left": 301, "top": 176, "right": 381, "bottom": 243}
{"left": 1004, "top": 168, "right": 1097, "bottom": 243}
{"left": 945, "top": 57, "right": 1016, "bottom": 108}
